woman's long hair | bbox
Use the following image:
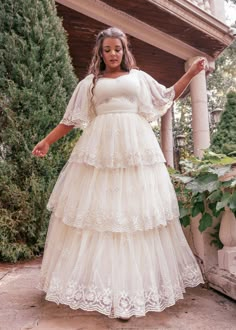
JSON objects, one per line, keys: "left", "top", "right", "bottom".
{"left": 88, "top": 27, "right": 137, "bottom": 98}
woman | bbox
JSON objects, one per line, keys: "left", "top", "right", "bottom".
{"left": 32, "top": 27, "right": 205, "bottom": 319}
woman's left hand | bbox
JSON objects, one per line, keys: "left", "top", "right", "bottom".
{"left": 188, "top": 58, "right": 207, "bottom": 77}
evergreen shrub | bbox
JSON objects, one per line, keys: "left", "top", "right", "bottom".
{"left": 211, "top": 92, "right": 236, "bottom": 155}
{"left": 0, "top": 0, "right": 79, "bottom": 262}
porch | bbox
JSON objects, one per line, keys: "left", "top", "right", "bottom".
{"left": 56, "top": 0, "right": 234, "bottom": 163}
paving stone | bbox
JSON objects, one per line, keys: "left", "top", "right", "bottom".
{"left": 0, "top": 258, "right": 235, "bottom": 330}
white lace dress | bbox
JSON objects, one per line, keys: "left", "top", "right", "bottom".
{"left": 38, "top": 69, "right": 204, "bottom": 318}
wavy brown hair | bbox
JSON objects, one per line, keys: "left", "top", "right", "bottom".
{"left": 88, "top": 27, "right": 137, "bottom": 98}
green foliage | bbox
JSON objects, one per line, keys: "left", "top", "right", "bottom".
{"left": 211, "top": 92, "right": 236, "bottom": 154}
{"left": 207, "top": 40, "right": 236, "bottom": 112}
{"left": 170, "top": 150, "right": 236, "bottom": 248}
{"left": 0, "top": 0, "right": 79, "bottom": 262}
{"left": 174, "top": 96, "right": 193, "bottom": 157}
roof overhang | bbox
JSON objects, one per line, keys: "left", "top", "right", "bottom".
{"left": 56, "top": 0, "right": 235, "bottom": 86}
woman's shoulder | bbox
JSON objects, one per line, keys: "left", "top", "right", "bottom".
{"left": 75, "top": 74, "right": 94, "bottom": 88}
{"left": 130, "top": 69, "right": 155, "bottom": 83}
{"left": 82, "top": 73, "right": 94, "bottom": 83}
{"left": 80, "top": 70, "right": 151, "bottom": 83}
{"left": 130, "top": 68, "right": 141, "bottom": 75}
{"left": 130, "top": 68, "right": 151, "bottom": 78}
{"left": 85, "top": 73, "right": 94, "bottom": 79}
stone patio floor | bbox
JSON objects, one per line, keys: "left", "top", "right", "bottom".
{"left": 0, "top": 257, "right": 235, "bottom": 330}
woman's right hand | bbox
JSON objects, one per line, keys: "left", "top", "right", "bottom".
{"left": 32, "top": 139, "right": 50, "bottom": 157}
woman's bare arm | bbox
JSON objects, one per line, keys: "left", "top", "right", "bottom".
{"left": 44, "top": 123, "right": 74, "bottom": 145}
{"left": 32, "top": 123, "right": 74, "bottom": 157}
{"left": 173, "top": 58, "right": 206, "bottom": 100}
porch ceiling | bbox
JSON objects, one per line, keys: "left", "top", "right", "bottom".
{"left": 56, "top": 0, "right": 233, "bottom": 88}
{"left": 101, "top": 0, "right": 232, "bottom": 58}
{"left": 56, "top": 3, "right": 185, "bottom": 87}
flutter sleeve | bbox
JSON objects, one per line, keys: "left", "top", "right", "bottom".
{"left": 60, "top": 74, "right": 95, "bottom": 129}
{"left": 137, "top": 70, "right": 175, "bottom": 122}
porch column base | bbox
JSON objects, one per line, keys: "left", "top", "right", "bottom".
{"left": 218, "top": 247, "right": 236, "bottom": 274}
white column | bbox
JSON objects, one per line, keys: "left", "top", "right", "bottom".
{"left": 161, "top": 107, "right": 174, "bottom": 167}
{"left": 209, "top": 0, "right": 226, "bottom": 22}
{"left": 185, "top": 57, "right": 210, "bottom": 159}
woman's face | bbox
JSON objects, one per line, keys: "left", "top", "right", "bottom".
{"left": 101, "top": 37, "right": 124, "bottom": 72}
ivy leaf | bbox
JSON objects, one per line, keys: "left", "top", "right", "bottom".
{"left": 221, "top": 179, "right": 236, "bottom": 188}
{"left": 204, "top": 151, "right": 225, "bottom": 159}
{"left": 179, "top": 206, "right": 190, "bottom": 218}
{"left": 230, "top": 179, "right": 236, "bottom": 188}
{"left": 229, "top": 191, "right": 236, "bottom": 209}
{"left": 197, "top": 173, "right": 218, "bottom": 184}
{"left": 181, "top": 215, "right": 191, "bottom": 227}
{"left": 213, "top": 209, "right": 223, "bottom": 218}
{"left": 173, "top": 174, "right": 193, "bottom": 184}
{"left": 191, "top": 202, "right": 204, "bottom": 217}
{"left": 208, "top": 165, "right": 231, "bottom": 177}
{"left": 216, "top": 192, "right": 231, "bottom": 211}
{"left": 186, "top": 173, "right": 219, "bottom": 193}
{"left": 197, "top": 164, "right": 210, "bottom": 172}
{"left": 192, "top": 193, "right": 204, "bottom": 202}
{"left": 198, "top": 213, "right": 213, "bottom": 232}
{"left": 207, "top": 190, "right": 222, "bottom": 203}
{"left": 208, "top": 203, "right": 223, "bottom": 218}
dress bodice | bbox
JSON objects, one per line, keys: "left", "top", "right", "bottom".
{"left": 60, "top": 69, "right": 175, "bottom": 128}
{"left": 94, "top": 71, "right": 140, "bottom": 115}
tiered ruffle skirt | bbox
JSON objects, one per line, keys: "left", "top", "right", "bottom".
{"left": 38, "top": 113, "right": 204, "bottom": 318}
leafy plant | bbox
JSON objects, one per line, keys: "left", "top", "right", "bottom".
{"left": 170, "top": 150, "right": 236, "bottom": 248}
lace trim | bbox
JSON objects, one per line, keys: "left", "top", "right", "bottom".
{"left": 139, "top": 86, "right": 175, "bottom": 123}
{"left": 47, "top": 209, "right": 180, "bottom": 233}
{"left": 59, "top": 75, "right": 95, "bottom": 129}
{"left": 69, "top": 148, "right": 166, "bottom": 168}
{"left": 60, "top": 118, "right": 88, "bottom": 129}
{"left": 38, "top": 265, "right": 203, "bottom": 318}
